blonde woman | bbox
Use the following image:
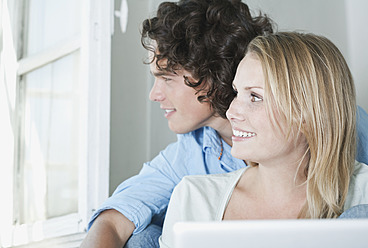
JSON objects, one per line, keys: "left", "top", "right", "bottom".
{"left": 159, "top": 32, "right": 368, "bottom": 248}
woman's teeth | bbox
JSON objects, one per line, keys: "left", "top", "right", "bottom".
{"left": 233, "top": 129, "right": 255, "bottom": 137}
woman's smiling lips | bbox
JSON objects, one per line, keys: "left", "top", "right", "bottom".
{"left": 232, "top": 128, "right": 256, "bottom": 141}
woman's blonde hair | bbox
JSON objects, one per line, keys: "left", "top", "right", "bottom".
{"left": 247, "top": 32, "right": 356, "bottom": 218}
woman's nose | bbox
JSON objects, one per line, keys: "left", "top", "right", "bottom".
{"left": 226, "top": 98, "right": 243, "bottom": 122}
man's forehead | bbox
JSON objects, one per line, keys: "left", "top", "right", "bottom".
{"left": 149, "top": 63, "right": 199, "bottom": 84}
{"left": 149, "top": 56, "right": 197, "bottom": 81}
{"left": 150, "top": 58, "right": 183, "bottom": 75}
{"left": 149, "top": 61, "right": 177, "bottom": 75}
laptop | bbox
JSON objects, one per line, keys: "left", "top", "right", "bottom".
{"left": 173, "top": 219, "right": 368, "bottom": 248}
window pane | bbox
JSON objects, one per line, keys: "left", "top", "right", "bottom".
{"left": 26, "top": 0, "right": 81, "bottom": 56}
{"left": 20, "top": 52, "right": 79, "bottom": 224}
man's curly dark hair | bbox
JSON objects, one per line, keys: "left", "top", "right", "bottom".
{"left": 141, "top": 0, "right": 273, "bottom": 118}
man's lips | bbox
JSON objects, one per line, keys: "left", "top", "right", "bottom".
{"left": 163, "top": 108, "right": 176, "bottom": 117}
{"left": 164, "top": 109, "right": 175, "bottom": 114}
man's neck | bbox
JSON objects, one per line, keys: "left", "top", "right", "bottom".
{"left": 208, "top": 117, "right": 233, "bottom": 146}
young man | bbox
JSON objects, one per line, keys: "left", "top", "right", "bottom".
{"left": 81, "top": 1, "right": 368, "bottom": 247}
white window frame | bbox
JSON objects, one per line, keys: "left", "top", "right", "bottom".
{"left": 0, "top": 0, "right": 113, "bottom": 247}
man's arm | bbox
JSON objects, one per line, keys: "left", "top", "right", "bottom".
{"left": 80, "top": 209, "right": 135, "bottom": 248}
{"left": 79, "top": 140, "right": 186, "bottom": 247}
{"left": 81, "top": 129, "right": 219, "bottom": 246}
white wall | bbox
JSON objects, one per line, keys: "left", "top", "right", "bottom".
{"left": 109, "top": 0, "right": 149, "bottom": 193}
{"left": 345, "top": 0, "right": 368, "bottom": 110}
{"left": 109, "top": 0, "right": 368, "bottom": 193}
{"left": 109, "top": 0, "right": 176, "bottom": 193}
{"left": 245, "top": 0, "right": 368, "bottom": 111}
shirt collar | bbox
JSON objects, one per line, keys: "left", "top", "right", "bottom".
{"left": 202, "top": 126, "right": 246, "bottom": 170}
{"left": 202, "top": 126, "right": 223, "bottom": 157}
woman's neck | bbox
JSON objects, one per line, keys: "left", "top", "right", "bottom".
{"left": 223, "top": 163, "right": 308, "bottom": 220}
{"left": 257, "top": 166, "right": 305, "bottom": 196}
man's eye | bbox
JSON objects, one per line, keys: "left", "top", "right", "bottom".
{"left": 250, "top": 93, "right": 262, "bottom": 102}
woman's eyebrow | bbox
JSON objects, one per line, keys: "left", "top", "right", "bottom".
{"left": 244, "top": 86, "right": 264, "bottom": 90}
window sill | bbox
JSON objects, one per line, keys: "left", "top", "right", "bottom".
{"left": 11, "top": 232, "right": 86, "bottom": 248}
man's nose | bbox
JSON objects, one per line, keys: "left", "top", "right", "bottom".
{"left": 149, "top": 80, "right": 165, "bottom": 102}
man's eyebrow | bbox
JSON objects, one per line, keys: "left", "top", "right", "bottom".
{"left": 151, "top": 71, "right": 167, "bottom": 77}
{"left": 151, "top": 70, "right": 178, "bottom": 77}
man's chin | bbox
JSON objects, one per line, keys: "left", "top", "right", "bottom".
{"left": 168, "top": 122, "right": 195, "bottom": 134}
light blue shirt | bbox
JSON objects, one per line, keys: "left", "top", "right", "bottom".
{"left": 88, "top": 106, "right": 368, "bottom": 234}
{"left": 357, "top": 106, "right": 368, "bottom": 163}
{"left": 88, "top": 126, "right": 245, "bottom": 233}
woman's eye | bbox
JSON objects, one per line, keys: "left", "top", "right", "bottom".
{"left": 250, "top": 93, "right": 262, "bottom": 102}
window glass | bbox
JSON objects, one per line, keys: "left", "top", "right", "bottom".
{"left": 20, "top": 51, "right": 80, "bottom": 224}
{"left": 26, "top": 0, "right": 81, "bottom": 56}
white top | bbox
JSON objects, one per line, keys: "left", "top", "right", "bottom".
{"left": 159, "top": 162, "right": 368, "bottom": 248}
